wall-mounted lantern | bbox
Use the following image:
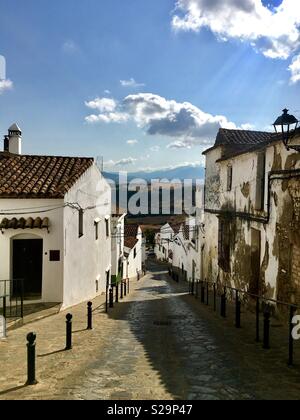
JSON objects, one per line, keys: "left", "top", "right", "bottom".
{"left": 273, "top": 108, "right": 299, "bottom": 151}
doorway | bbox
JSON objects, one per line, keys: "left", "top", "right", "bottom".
{"left": 13, "top": 239, "right": 43, "bottom": 299}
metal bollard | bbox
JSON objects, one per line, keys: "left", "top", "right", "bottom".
{"left": 109, "top": 288, "right": 114, "bottom": 308}
{"left": 87, "top": 302, "right": 93, "bottom": 330}
{"left": 206, "top": 282, "right": 209, "bottom": 306}
{"left": 26, "top": 333, "right": 38, "bottom": 386}
{"left": 221, "top": 290, "right": 227, "bottom": 318}
{"left": 65, "top": 314, "right": 73, "bottom": 350}
{"left": 116, "top": 283, "right": 119, "bottom": 303}
{"left": 256, "top": 298, "right": 260, "bottom": 342}
{"left": 120, "top": 281, "right": 124, "bottom": 299}
{"left": 289, "top": 306, "right": 296, "bottom": 366}
{"left": 235, "top": 291, "right": 241, "bottom": 328}
{"left": 191, "top": 279, "right": 195, "bottom": 296}
{"left": 213, "top": 283, "right": 217, "bottom": 312}
{"left": 105, "top": 283, "right": 109, "bottom": 314}
{"left": 124, "top": 281, "right": 127, "bottom": 297}
{"left": 201, "top": 282, "right": 205, "bottom": 304}
{"left": 3, "top": 297, "right": 6, "bottom": 320}
{"left": 195, "top": 281, "right": 199, "bottom": 299}
{"left": 263, "top": 309, "right": 271, "bottom": 350}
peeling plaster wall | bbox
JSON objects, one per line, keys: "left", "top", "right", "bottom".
{"left": 204, "top": 134, "right": 300, "bottom": 305}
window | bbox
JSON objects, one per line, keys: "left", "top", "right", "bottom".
{"left": 218, "top": 218, "right": 231, "bottom": 272}
{"left": 50, "top": 250, "right": 60, "bottom": 262}
{"left": 227, "top": 165, "right": 233, "bottom": 192}
{"left": 105, "top": 218, "right": 110, "bottom": 238}
{"left": 79, "top": 209, "right": 84, "bottom": 238}
{"left": 134, "top": 248, "right": 137, "bottom": 259}
{"left": 255, "top": 152, "right": 266, "bottom": 211}
{"left": 94, "top": 220, "right": 99, "bottom": 240}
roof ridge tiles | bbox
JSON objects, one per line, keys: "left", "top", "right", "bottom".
{"left": 0, "top": 154, "right": 94, "bottom": 198}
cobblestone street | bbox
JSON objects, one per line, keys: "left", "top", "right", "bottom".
{"left": 1, "top": 260, "right": 300, "bottom": 400}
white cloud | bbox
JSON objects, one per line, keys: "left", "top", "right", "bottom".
{"left": 289, "top": 54, "right": 300, "bottom": 84}
{"left": 85, "top": 92, "right": 252, "bottom": 147}
{"left": 172, "top": 0, "right": 300, "bottom": 60}
{"left": 140, "top": 160, "right": 205, "bottom": 172}
{"left": 0, "top": 79, "right": 13, "bottom": 95}
{"left": 85, "top": 112, "right": 129, "bottom": 124}
{"left": 105, "top": 157, "right": 138, "bottom": 167}
{"left": 167, "top": 141, "right": 193, "bottom": 149}
{"left": 240, "top": 123, "right": 255, "bottom": 130}
{"left": 62, "top": 40, "right": 79, "bottom": 54}
{"left": 85, "top": 97, "right": 130, "bottom": 123}
{"left": 122, "top": 93, "right": 240, "bottom": 147}
{"left": 85, "top": 97, "right": 117, "bottom": 113}
{"left": 149, "top": 146, "right": 161, "bottom": 152}
{"left": 120, "top": 78, "right": 145, "bottom": 88}
{"left": 127, "top": 139, "right": 139, "bottom": 146}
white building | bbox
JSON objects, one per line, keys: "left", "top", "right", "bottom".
{"left": 111, "top": 212, "right": 126, "bottom": 284}
{"left": 123, "top": 224, "right": 144, "bottom": 280}
{"left": 0, "top": 124, "right": 112, "bottom": 309}
{"left": 155, "top": 219, "right": 204, "bottom": 283}
{"left": 203, "top": 125, "right": 300, "bottom": 305}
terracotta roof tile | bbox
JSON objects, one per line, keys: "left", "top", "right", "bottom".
{"left": 124, "top": 237, "right": 139, "bottom": 249}
{"left": 203, "top": 128, "right": 279, "bottom": 157}
{"left": 124, "top": 224, "right": 140, "bottom": 249}
{"left": 0, "top": 217, "right": 49, "bottom": 230}
{"left": 0, "top": 153, "right": 94, "bottom": 198}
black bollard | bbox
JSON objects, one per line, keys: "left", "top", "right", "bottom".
{"left": 213, "top": 283, "right": 217, "bottom": 312}
{"left": 206, "top": 282, "right": 209, "bottom": 306}
{"left": 256, "top": 298, "right": 260, "bottom": 342}
{"left": 235, "top": 292, "right": 241, "bottom": 328}
{"left": 201, "top": 282, "right": 205, "bottom": 304}
{"left": 87, "top": 302, "right": 93, "bottom": 330}
{"left": 120, "top": 281, "right": 124, "bottom": 299}
{"left": 105, "top": 282, "right": 109, "bottom": 313}
{"left": 195, "top": 281, "right": 199, "bottom": 299}
{"left": 26, "top": 333, "right": 38, "bottom": 386}
{"left": 116, "top": 283, "right": 119, "bottom": 303}
{"left": 65, "top": 314, "right": 73, "bottom": 350}
{"left": 109, "top": 288, "right": 114, "bottom": 308}
{"left": 288, "top": 306, "right": 296, "bottom": 366}
{"left": 221, "top": 291, "right": 227, "bottom": 318}
{"left": 124, "top": 281, "right": 127, "bottom": 297}
{"left": 263, "top": 309, "right": 271, "bottom": 350}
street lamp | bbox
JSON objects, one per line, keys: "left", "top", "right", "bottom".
{"left": 273, "top": 108, "right": 299, "bottom": 151}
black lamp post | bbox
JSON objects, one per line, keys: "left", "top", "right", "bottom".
{"left": 273, "top": 108, "right": 299, "bottom": 151}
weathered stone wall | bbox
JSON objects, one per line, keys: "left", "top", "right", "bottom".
{"left": 203, "top": 133, "right": 300, "bottom": 306}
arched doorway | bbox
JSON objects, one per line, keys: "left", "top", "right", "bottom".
{"left": 12, "top": 235, "right": 43, "bottom": 299}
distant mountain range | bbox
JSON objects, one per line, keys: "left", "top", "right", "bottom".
{"left": 103, "top": 165, "right": 205, "bottom": 184}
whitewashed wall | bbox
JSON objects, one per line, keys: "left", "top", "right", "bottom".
{"left": 0, "top": 198, "right": 64, "bottom": 303}
{"left": 62, "top": 164, "right": 112, "bottom": 309}
{"left": 124, "top": 228, "right": 143, "bottom": 279}
{"left": 111, "top": 215, "right": 125, "bottom": 279}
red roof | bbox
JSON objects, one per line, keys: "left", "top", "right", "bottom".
{"left": 0, "top": 152, "right": 94, "bottom": 198}
{"left": 124, "top": 224, "right": 140, "bottom": 249}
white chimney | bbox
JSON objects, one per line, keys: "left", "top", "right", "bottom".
{"left": 6, "top": 123, "right": 22, "bottom": 154}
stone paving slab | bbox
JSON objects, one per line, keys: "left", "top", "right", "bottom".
{"left": 1, "top": 263, "right": 300, "bottom": 400}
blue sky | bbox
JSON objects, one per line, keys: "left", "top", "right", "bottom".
{"left": 0, "top": 0, "right": 299, "bottom": 171}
